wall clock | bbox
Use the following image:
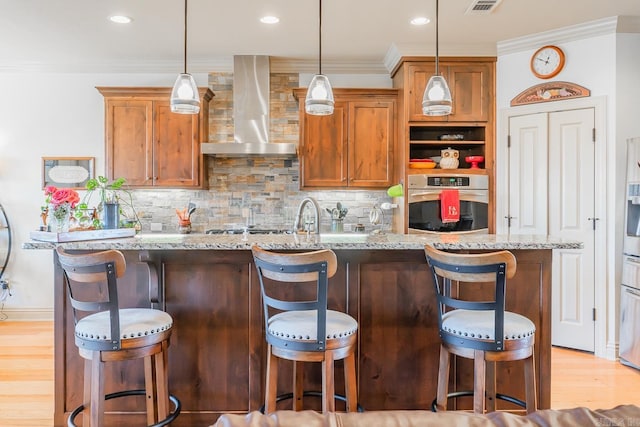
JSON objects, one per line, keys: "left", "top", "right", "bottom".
{"left": 530, "top": 45, "right": 565, "bottom": 79}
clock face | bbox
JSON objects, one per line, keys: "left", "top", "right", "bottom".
{"left": 530, "top": 45, "right": 565, "bottom": 79}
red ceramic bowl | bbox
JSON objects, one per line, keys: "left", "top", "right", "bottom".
{"left": 465, "top": 155, "right": 484, "bottom": 169}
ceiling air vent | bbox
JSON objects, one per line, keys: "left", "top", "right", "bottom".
{"left": 465, "top": 0, "right": 503, "bottom": 15}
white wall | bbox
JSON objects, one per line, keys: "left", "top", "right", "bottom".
{"left": 0, "top": 72, "right": 208, "bottom": 319}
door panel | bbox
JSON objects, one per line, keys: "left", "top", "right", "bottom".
{"left": 508, "top": 113, "right": 548, "bottom": 234}
{"left": 300, "top": 102, "right": 348, "bottom": 187}
{"left": 107, "top": 100, "right": 153, "bottom": 186}
{"left": 549, "top": 108, "right": 595, "bottom": 352}
{"left": 154, "top": 102, "right": 199, "bottom": 186}
{"left": 348, "top": 101, "right": 394, "bottom": 187}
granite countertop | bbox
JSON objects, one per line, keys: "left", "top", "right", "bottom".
{"left": 22, "top": 232, "right": 583, "bottom": 251}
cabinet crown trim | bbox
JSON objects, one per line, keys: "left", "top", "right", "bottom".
{"left": 97, "top": 87, "right": 214, "bottom": 101}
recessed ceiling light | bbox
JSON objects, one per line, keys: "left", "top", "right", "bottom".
{"left": 260, "top": 16, "right": 280, "bottom": 24}
{"left": 410, "top": 16, "right": 430, "bottom": 26}
{"left": 109, "top": 15, "right": 133, "bottom": 24}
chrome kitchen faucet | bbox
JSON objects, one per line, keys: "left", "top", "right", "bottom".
{"left": 293, "top": 197, "right": 321, "bottom": 235}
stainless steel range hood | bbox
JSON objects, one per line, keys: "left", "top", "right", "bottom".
{"left": 201, "top": 55, "right": 297, "bottom": 156}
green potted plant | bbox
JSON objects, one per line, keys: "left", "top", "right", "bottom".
{"left": 77, "top": 176, "right": 140, "bottom": 230}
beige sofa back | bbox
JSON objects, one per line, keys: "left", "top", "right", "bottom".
{"left": 212, "top": 405, "right": 640, "bottom": 427}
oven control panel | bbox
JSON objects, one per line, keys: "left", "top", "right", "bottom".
{"left": 427, "top": 176, "right": 470, "bottom": 187}
{"left": 408, "top": 174, "right": 488, "bottom": 190}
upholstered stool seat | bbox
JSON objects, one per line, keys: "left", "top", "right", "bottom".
{"left": 57, "top": 247, "right": 181, "bottom": 427}
{"left": 252, "top": 245, "right": 360, "bottom": 414}
{"left": 425, "top": 245, "right": 537, "bottom": 415}
{"left": 75, "top": 308, "right": 173, "bottom": 342}
{"left": 268, "top": 310, "right": 358, "bottom": 341}
{"left": 441, "top": 310, "right": 536, "bottom": 341}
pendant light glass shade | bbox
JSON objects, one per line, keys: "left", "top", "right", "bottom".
{"left": 171, "top": 73, "right": 200, "bottom": 114}
{"left": 422, "top": 0, "right": 451, "bottom": 116}
{"left": 305, "top": 0, "right": 334, "bottom": 115}
{"left": 171, "top": 0, "right": 200, "bottom": 114}
{"left": 422, "top": 75, "right": 452, "bottom": 115}
{"left": 305, "top": 74, "right": 334, "bottom": 115}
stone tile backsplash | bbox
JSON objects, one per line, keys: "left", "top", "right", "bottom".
{"left": 130, "top": 156, "right": 394, "bottom": 234}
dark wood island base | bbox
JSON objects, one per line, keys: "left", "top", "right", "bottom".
{"left": 51, "top": 247, "right": 552, "bottom": 426}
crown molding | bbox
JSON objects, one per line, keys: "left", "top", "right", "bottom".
{"left": 384, "top": 42, "right": 497, "bottom": 73}
{"left": 0, "top": 56, "right": 389, "bottom": 75}
{"left": 496, "top": 16, "right": 639, "bottom": 56}
{"left": 0, "top": 58, "right": 234, "bottom": 74}
{"left": 270, "top": 57, "right": 388, "bottom": 74}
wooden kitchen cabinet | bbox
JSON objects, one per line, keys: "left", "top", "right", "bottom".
{"left": 294, "top": 88, "right": 398, "bottom": 189}
{"left": 399, "top": 58, "right": 494, "bottom": 123}
{"left": 392, "top": 57, "right": 496, "bottom": 232}
{"left": 97, "top": 87, "right": 213, "bottom": 188}
{"left": 392, "top": 58, "right": 495, "bottom": 170}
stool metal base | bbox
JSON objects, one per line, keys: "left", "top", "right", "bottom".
{"left": 68, "top": 389, "right": 181, "bottom": 427}
{"left": 259, "top": 391, "right": 365, "bottom": 413}
{"left": 431, "top": 391, "right": 526, "bottom": 412}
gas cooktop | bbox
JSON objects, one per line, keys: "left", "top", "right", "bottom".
{"left": 205, "top": 228, "right": 291, "bottom": 235}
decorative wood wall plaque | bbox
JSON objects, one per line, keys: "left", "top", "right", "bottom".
{"left": 510, "top": 81, "right": 590, "bottom": 107}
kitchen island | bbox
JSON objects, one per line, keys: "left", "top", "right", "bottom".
{"left": 24, "top": 233, "right": 581, "bottom": 426}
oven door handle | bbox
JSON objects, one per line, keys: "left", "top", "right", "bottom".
{"left": 409, "top": 192, "right": 440, "bottom": 202}
{"left": 409, "top": 190, "right": 488, "bottom": 204}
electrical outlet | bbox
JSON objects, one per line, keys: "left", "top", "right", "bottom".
{"left": 150, "top": 223, "right": 163, "bottom": 232}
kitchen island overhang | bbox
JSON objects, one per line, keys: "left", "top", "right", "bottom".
{"left": 24, "top": 233, "right": 580, "bottom": 427}
{"left": 23, "top": 232, "right": 582, "bottom": 252}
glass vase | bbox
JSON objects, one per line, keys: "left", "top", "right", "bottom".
{"left": 48, "top": 204, "right": 71, "bottom": 233}
{"left": 102, "top": 202, "right": 119, "bottom": 229}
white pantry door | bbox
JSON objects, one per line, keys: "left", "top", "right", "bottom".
{"left": 548, "top": 108, "right": 595, "bottom": 352}
{"left": 507, "top": 108, "right": 595, "bottom": 352}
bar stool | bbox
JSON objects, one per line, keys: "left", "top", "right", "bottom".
{"left": 424, "top": 245, "right": 537, "bottom": 414}
{"left": 251, "top": 245, "right": 359, "bottom": 414}
{"left": 56, "top": 247, "right": 181, "bottom": 427}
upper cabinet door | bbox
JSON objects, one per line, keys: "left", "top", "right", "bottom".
{"left": 446, "top": 62, "right": 492, "bottom": 122}
{"left": 406, "top": 62, "right": 447, "bottom": 123}
{"left": 348, "top": 100, "right": 395, "bottom": 188}
{"left": 153, "top": 102, "right": 200, "bottom": 187}
{"left": 299, "top": 101, "right": 348, "bottom": 188}
{"left": 405, "top": 60, "right": 493, "bottom": 123}
{"left": 105, "top": 99, "right": 154, "bottom": 186}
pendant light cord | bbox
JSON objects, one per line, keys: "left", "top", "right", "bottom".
{"left": 435, "top": 0, "right": 440, "bottom": 76}
{"left": 318, "top": 0, "right": 323, "bottom": 75}
{"left": 183, "top": 0, "right": 188, "bottom": 74}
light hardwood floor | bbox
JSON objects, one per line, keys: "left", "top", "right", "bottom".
{"left": 1, "top": 321, "right": 639, "bottom": 426}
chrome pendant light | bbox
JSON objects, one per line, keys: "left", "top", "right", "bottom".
{"left": 305, "top": 0, "right": 334, "bottom": 115}
{"left": 422, "top": 0, "right": 452, "bottom": 116}
{"left": 171, "top": 0, "right": 200, "bottom": 114}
